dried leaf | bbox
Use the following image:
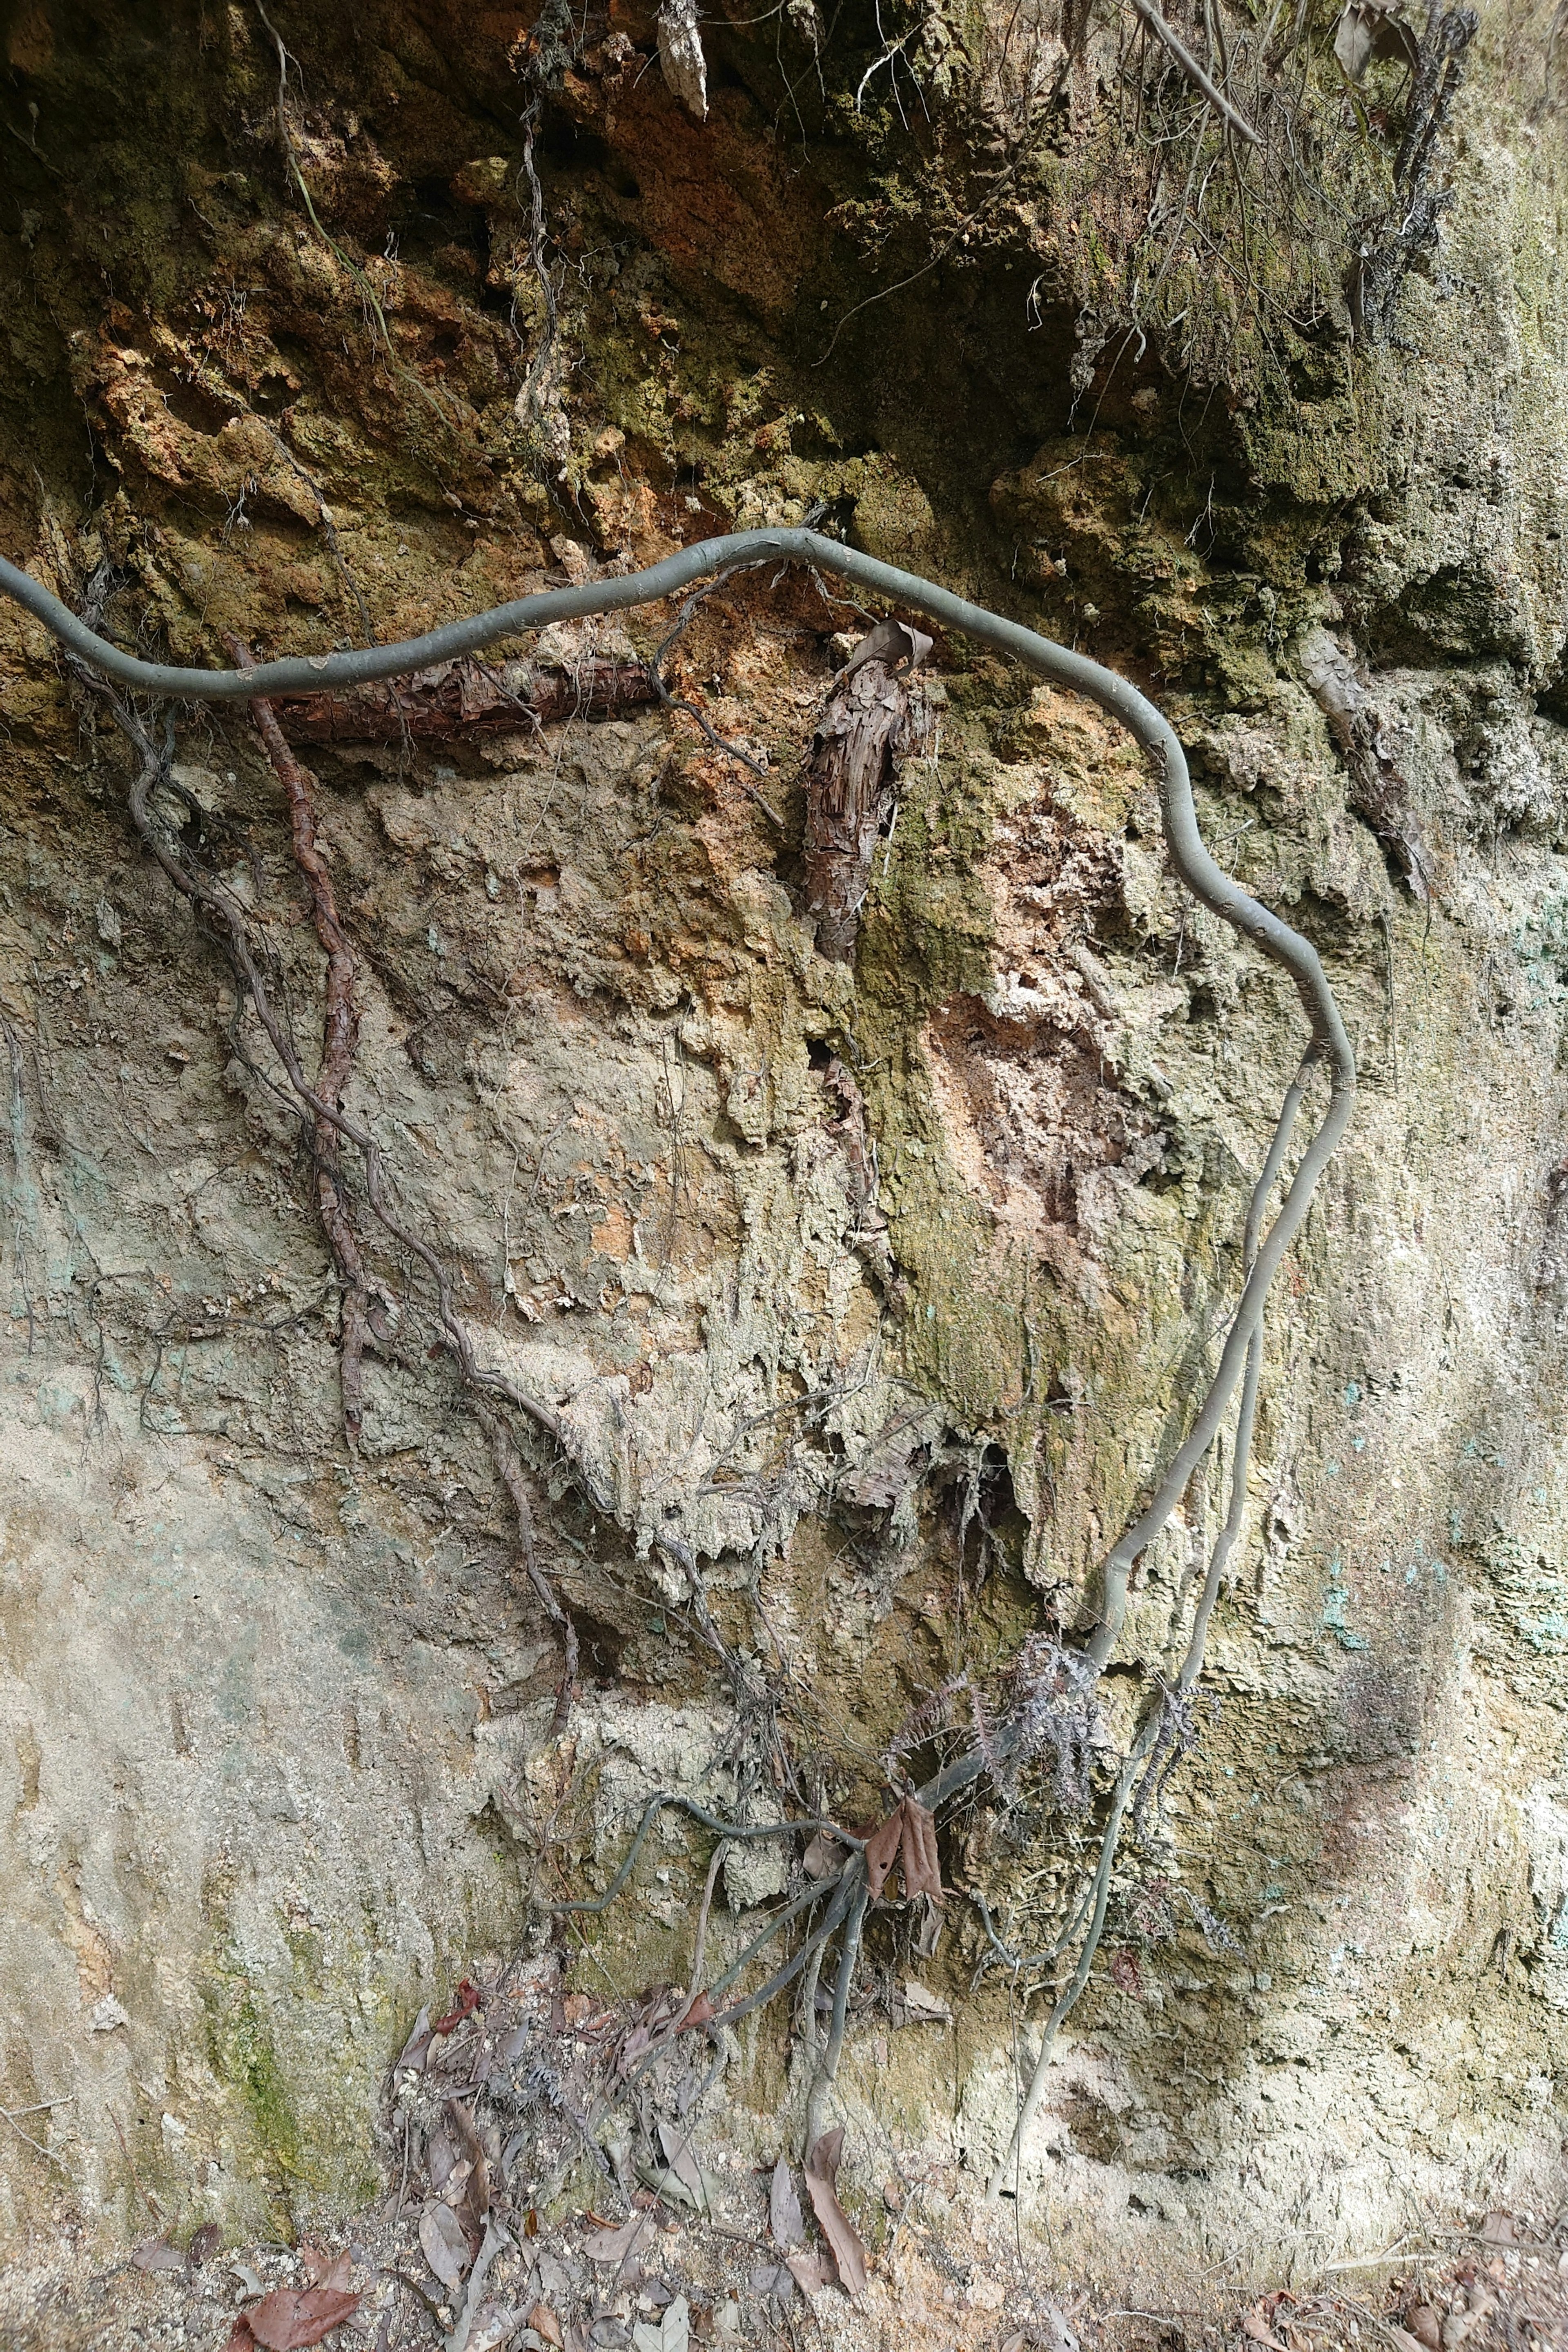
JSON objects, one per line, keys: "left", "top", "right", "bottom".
{"left": 633, "top": 2295, "right": 690, "bottom": 2352}
{"left": 448, "top": 2097, "right": 490, "bottom": 2245}
{"left": 1034, "top": 2305, "right": 1081, "bottom": 2352}
{"left": 748, "top": 2261, "right": 797, "bottom": 2303}
{"left": 861, "top": 1806, "right": 905, "bottom": 1901}
{"left": 529, "top": 2305, "right": 564, "bottom": 2348}
{"left": 1481, "top": 2212, "right": 1520, "bottom": 2244}
{"left": 898, "top": 1798, "right": 943, "bottom": 1902}
{"left": 395, "top": 2005, "right": 432, "bottom": 2073}
{"left": 655, "top": 2123, "right": 710, "bottom": 2210}
{"left": 427, "top": 2125, "right": 459, "bottom": 2192}
{"left": 782, "top": 2251, "right": 832, "bottom": 2296}
{"left": 244, "top": 2288, "right": 362, "bottom": 2350}
{"left": 419, "top": 2200, "right": 471, "bottom": 2293}
{"left": 430, "top": 1980, "right": 484, "bottom": 2038}
{"left": 841, "top": 617, "right": 933, "bottom": 677}
{"left": 1406, "top": 2308, "right": 1442, "bottom": 2351}
{"left": 188, "top": 2222, "right": 224, "bottom": 2269}
{"left": 133, "top": 2238, "right": 186, "bottom": 2275}
{"left": 803, "top": 2129, "right": 868, "bottom": 2296}
{"left": 770, "top": 2156, "right": 805, "bottom": 2247}
{"left": 584, "top": 2212, "right": 650, "bottom": 2266}
{"left": 895, "top": 1980, "right": 952, "bottom": 2026}
{"left": 618, "top": 2024, "right": 655, "bottom": 2074}
{"left": 298, "top": 2247, "right": 352, "bottom": 2291}
{"left": 469, "top": 2313, "right": 533, "bottom": 2352}
{"left": 1242, "top": 2308, "right": 1288, "bottom": 2352}
{"left": 1333, "top": 1, "right": 1419, "bottom": 80}
{"left": 448, "top": 2215, "right": 514, "bottom": 2352}
{"left": 637, "top": 2126, "right": 719, "bottom": 2212}
{"left": 678, "top": 1991, "right": 715, "bottom": 2031}
{"left": 801, "top": 1831, "right": 843, "bottom": 1880}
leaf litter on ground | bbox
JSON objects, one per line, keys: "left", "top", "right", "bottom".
{"left": 221, "top": 2285, "right": 361, "bottom": 2351}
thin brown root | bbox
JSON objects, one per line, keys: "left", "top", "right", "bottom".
{"left": 475, "top": 1398, "right": 579, "bottom": 1736}
{"left": 225, "top": 632, "right": 382, "bottom": 1447}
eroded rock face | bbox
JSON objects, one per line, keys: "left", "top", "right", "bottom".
{"left": 1, "top": 0, "right": 1567, "bottom": 2288}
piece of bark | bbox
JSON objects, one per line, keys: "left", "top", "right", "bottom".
{"left": 803, "top": 651, "right": 931, "bottom": 961}
{"left": 270, "top": 656, "right": 657, "bottom": 744}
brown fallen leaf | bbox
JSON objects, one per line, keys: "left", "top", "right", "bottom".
{"left": 770, "top": 2156, "right": 805, "bottom": 2248}
{"left": 584, "top": 2211, "right": 650, "bottom": 2267}
{"left": 447, "top": 2097, "right": 490, "bottom": 2248}
{"left": 420, "top": 2200, "right": 471, "bottom": 2292}
{"left": 861, "top": 1805, "right": 904, "bottom": 1900}
{"left": 619, "top": 2022, "right": 656, "bottom": 2074}
{"left": 861, "top": 1797, "right": 945, "bottom": 1904}
{"left": 804, "top": 2128, "right": 869, "bottom": 2296}
{"left": 297, "top": 2246, "right": 354, "bottom": 2293}
{"left": 1241, "top": 2308, "right": 1288, "bottom": 2352}
{"left": 898, "top": 1797, "right": 943, "bottom": 1902}
{"left": 529, "top": 2302, "right": 565, "bottom": 2346}
{"left": 658, "top": 2122, "right": 704, "bottom": 2194}
{"left": 1405, "top": 2312, "right": 1442, "bottom": 2352}
{"left": 783, "top": 2250, "right": 833, "bottom": 2296}
{"left": 188, "top": 2221, "right": 223, "bottom": 2268}
{"left": 678, "top": 1991, "right": 715, "bottom": 2030}
{"left": 243, "top": 2287, "right": 362, "bottom": 2350}
{"left": 801, "top": 1830, "right": 844, "bottom": 1880}
{"left": 132, "top": 2238, "right": 186, "bottom": 2275}
{"left": 394, "top": 2004, "right": 432, "bottom": 2073}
